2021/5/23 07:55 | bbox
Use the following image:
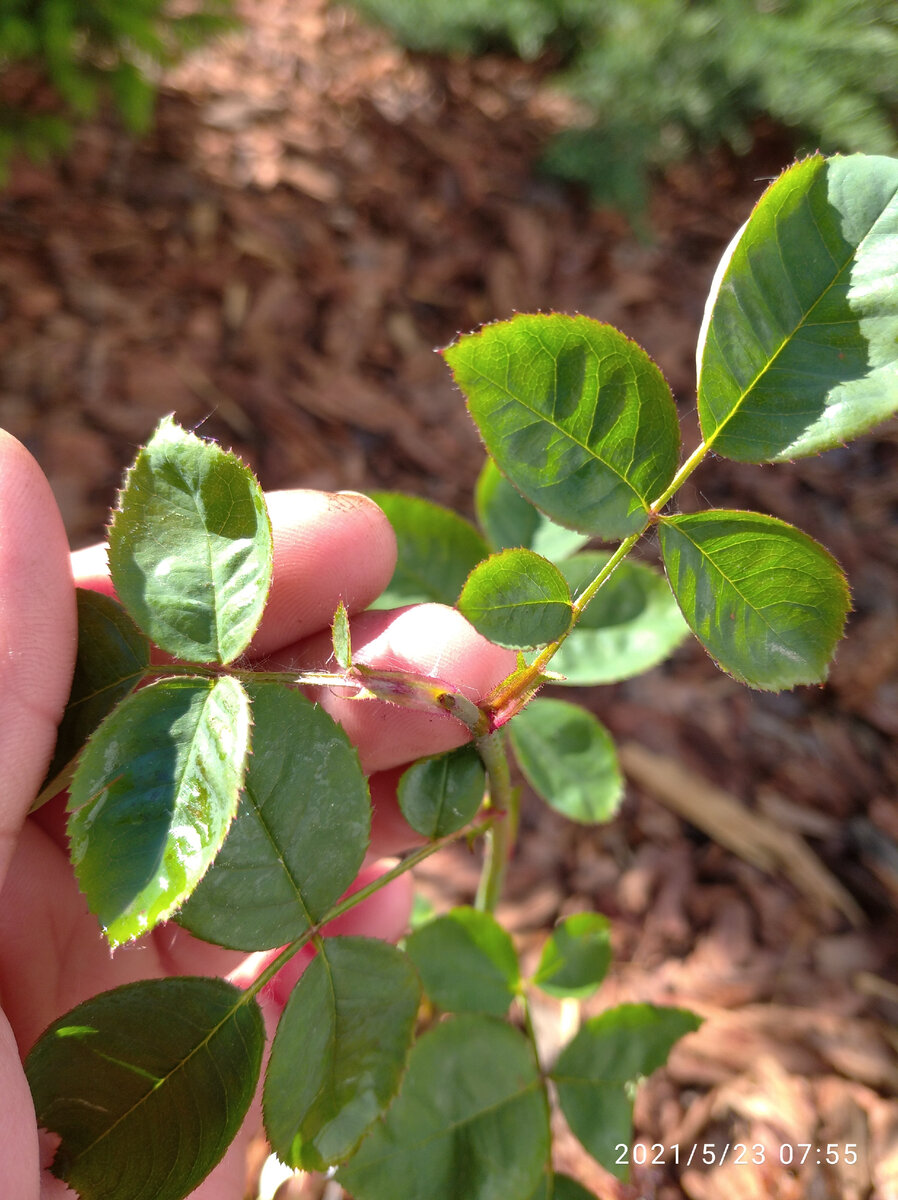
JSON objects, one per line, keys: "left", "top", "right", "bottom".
{"left": 615, "top": 1143, "right": 860, "bottom": 1168}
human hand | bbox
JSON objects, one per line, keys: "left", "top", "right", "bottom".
{"left": 0, "top": 431, "right": 516, "bottom": 1199}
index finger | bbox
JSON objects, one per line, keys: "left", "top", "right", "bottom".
{"left": 70, "top": 488, "right": 397, "bottom": 656}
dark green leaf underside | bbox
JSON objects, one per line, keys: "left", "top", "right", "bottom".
{"left": 338, "top": 1014, "right": 549, "bottom": 1200}
{"left": 475, "top": 456, "right": 590, "bottom": 561}
{"left": 404, "top": 906, "right": 520, "bottom": 1016}
{"left": 41, "top": 589, "right": 150, "bottom": 799}
{"left": 551, "top": 1004, "right": 701, "bottom": 1180}
{"left": 533, "top": 912, "right": 612, "bottom": 999}
{"left": 528, "top": 1175, "right": 597, "bottom": 1200}
{"left": 509, "top": 698, "right": 623, "bottom": 824}
{"left": 397, "top": 744, "right": 485, "bottom": 838}
{"left": 370, "top": 491, "right": 488, "bottom": 608}
{"left": 265, "top": 937, "right": 420, "bottom": 1171}
{"left": 26, "top": 977, "right": 264, "bottom": 1200}
{"left": 178, "top": 683, "right": 370, "bottom": 950}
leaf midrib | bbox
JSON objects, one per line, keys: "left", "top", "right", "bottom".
{"left": 665, "top": 519, "right": 808, "bottom": 656}
{"left": 110, "top": 678, "right": 242, "bottom": 937}
{"left": 467, "top": 359, "right": 647, "bottom": 508}
{"left": 703, "top": 177, "right": 898, "bottom": 450}
{"left": 343, "top": 1073, "right": 544, "bottom": 1174}
{"left": 70, "top": 984, "right": 260, "bottom": 1176}
{"left": 246, "top": 777, "right": 315, "bottom": 928}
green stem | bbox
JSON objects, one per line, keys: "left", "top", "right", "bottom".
{"left": 143, "top": 663, "right": 348, "bottom": 688}
{"left": 464, "top": 442, "right": 717, "bottom": 905}
{"left": 648, "top": 438, "right": 710, "bottom": 514}
{"left": 438, "top": 693, "right": 517, "bottom": 913}
{"left": 518, "top": 990, "right": 541, "bottom": 1072}
{"left": 145, "top": 662, "right": 473, "bottom": 715}
{"left": 569, "top": 529, "right": 642, "bottom": 616}
{"left": 474, "top": 733, "right": 517, "bottom": 913}
{"left": 240, "top": 817, "right": 495, "bottom": 1004}
{"left": 486, "top": 436, "right": 714, "bottom": 721}
{"left": 484, "top": 528, "right": 645, "bottom": 717}
{"left": 144, "top": 662, "right": 217, "bottom": 678}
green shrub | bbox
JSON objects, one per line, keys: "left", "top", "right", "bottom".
{"left": 346, "top": 0, "right": 898, "bottom": 213}
{"left": 343, "top": 0, "right": 595, "bottom": 59}
{"left": 0, "top": 0, "right": 236, "bottom": 180}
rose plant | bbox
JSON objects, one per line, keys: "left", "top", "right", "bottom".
{"left": 22, "top": 151, "right": 898, "bottom": 1199}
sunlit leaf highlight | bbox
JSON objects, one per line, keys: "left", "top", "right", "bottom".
{"left": 697, "top": 153, "right": 898, "bottom": 462}
{"left": 108, "top": 416, "right": 273, "bottom": 664}
{"left": 67, "top": 675, "right": 251, "bottom": 946}
{"left": 444, "top": 313, "right": 679, "bottom": 538}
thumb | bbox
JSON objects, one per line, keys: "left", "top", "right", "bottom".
{"left": 0, "top": 431, "right": 76, "bottom": 890}
{"left": 0, "top": 432, "right": 76, "bottom": 1200}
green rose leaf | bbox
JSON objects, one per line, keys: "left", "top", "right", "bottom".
{"left": 444, "top": 314, "right": 679, "bottom": 538}
{"left": 177, "top": 683, "right": 370, "bottom": 950}
{"left": 264, "top": 937, "right": 421, "bottom": 1172}
{"left": 25, "top": 978, "right": 264, "bottom": 1200}
{"left": 697, "top": 153, "right": 898, "bottom": 462}
{"left": 532, "top": 912, "right": 612, "bottom": 999}
{"left": 108, "top": 416, "right": 273, "bottom": 664}
{"left": 549, "top": 552, "right": 689, "bottom": 685}
{"left": 554, "top": 1176, "right": 598, "bottom": 1200}
{"left": 67, "top": 675, "right": 251, "bottom": 947}
{"left": 475, "top": 456, "right": 590, "bottom": 561}
{"left": 332, "top": 599, "right": 352, "bottom": 669}
{"left": 458, "top": 548, "right": 573, "bottom": 649}
{"left": 404, "top": 906, "right": 520, "bottom": 1016}
{"left": 528, "top": 1175, "right": 597, "bottom": 1200}
{"left": 509, "top": 698, "right": 623, "bottom": 825}
{"left": 397, "top": 743, "right": 485, "bottom": 838}
{"left": 370, "top": 491, "right": 488, "bottom": 608}
{"left": 338, "top": 1014, "right": 549, "bottom": 1200}
{"left": 38, "top": 589, "right": 150, "bottom": 807}
{"left": 409, "top": 891, "right": 437, "bottom": 931}
{"left": 551, "top": 1004, "right": 701, "bottom": 1180}
{"left": 658, "top": 510, "right": 851, "bottom": 689}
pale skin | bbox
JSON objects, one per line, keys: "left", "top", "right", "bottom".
{"left": 0, "top": 430, "right": 516, "bottom": 1199}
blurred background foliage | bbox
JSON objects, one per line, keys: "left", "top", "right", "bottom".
{"left": 1, "top": 0, "right": 897, "bottom": 216}
{"left": 0, "top": 0, "right": 235, "bottom": 181}
{"left": 347, "top": 0, "right": 898, "bottom": 212}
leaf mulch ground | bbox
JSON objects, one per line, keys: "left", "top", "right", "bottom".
{"left": 1, "top": 2, "right": 897, "bottom": 1197}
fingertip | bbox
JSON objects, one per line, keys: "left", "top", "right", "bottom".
{"left": 251, "top": 490, "right": 397, "bottom": 653}
{"left": 69, "top": 542, "right": 113, "bottom": 594}
{"left": 290, "top": 604, "right": 517, "bottom": 772}
{"left": 354, "top": 603, "right": 517, "bottom": 702}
